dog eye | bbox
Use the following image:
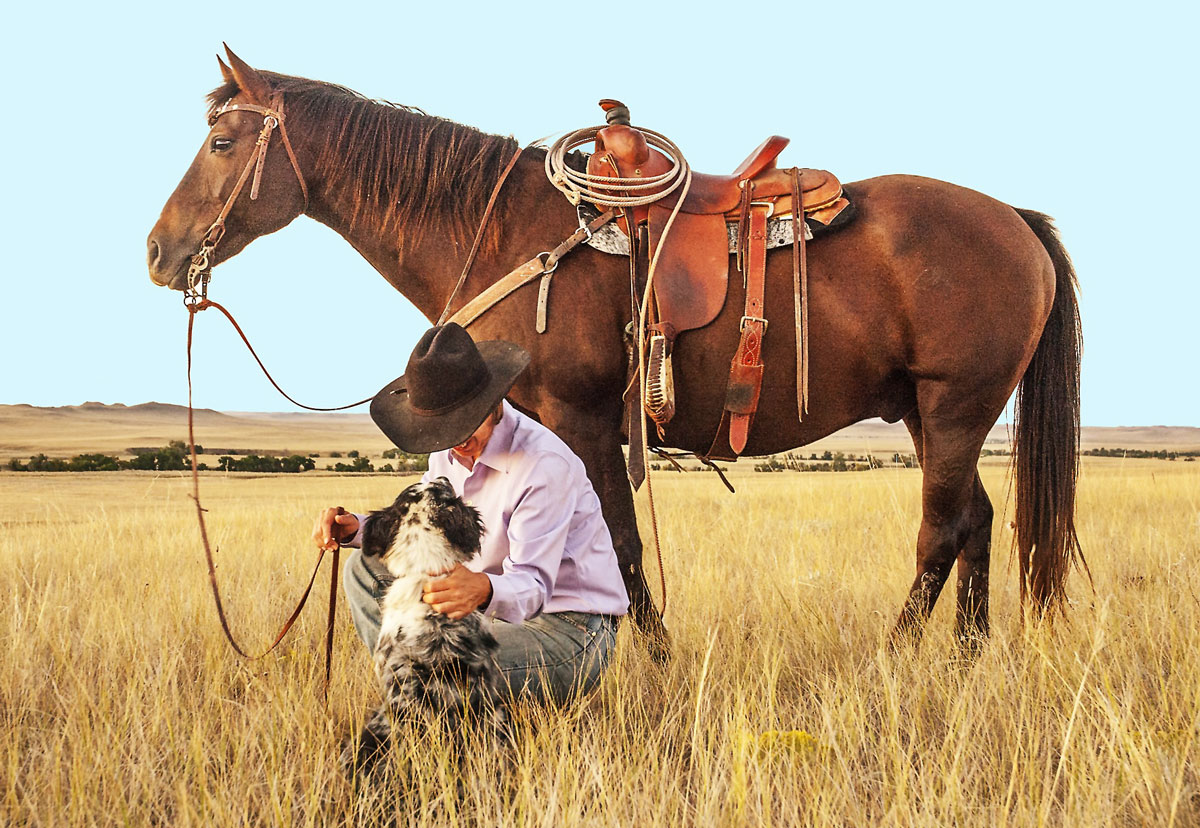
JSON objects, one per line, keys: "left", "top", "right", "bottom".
{"left": 210, "top": 137, "right": 233, "bottom": 153}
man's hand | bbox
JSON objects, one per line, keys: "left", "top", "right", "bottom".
{"left": 422, "top": 564, "right": 493, "bottom": 620}
{"left": 312, "top": 506, "right": 360, "bottom": 551}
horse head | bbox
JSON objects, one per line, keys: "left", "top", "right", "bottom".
{"left": 147, "top": 46, "right": 308, "bottom": 291}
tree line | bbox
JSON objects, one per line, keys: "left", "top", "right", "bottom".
{"left": 6, "top": 441, "right": 429, "bottom": 473}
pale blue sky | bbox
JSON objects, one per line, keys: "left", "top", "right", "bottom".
{"left": 2, "top": 1, "right": 1196, "bottom": 426}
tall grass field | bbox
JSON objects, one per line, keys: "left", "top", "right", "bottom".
{"left": 3, "top": 461, "right": 1198, "bottom": 826}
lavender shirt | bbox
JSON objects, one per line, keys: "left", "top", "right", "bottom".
{"left": 347, "top": 401, "right": 629, "bottom": 624}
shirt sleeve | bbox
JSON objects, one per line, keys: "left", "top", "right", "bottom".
{"left": 341, "top": 513, "right": 369, "bottom": 548}
{"left": 483, "top": 452, "right": 574, "bottom": 624}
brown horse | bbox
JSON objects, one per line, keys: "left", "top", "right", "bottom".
{"left": 148, "top": 49, "right": 1084, "bottom": 651}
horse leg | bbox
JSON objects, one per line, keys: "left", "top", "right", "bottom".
{"left": 954, "top": 474, "right": 993, "bottom": 650}
{"left": 903, "top": 411, "right": 992, "bottom": 650}
{"left": 536, "top": 398, "right": 670, "bottom": 660}
{"left": 892, "top": 404, "right": 992, "bottom": 647}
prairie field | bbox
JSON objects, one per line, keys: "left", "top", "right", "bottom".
{"left": 2, "top": 460, "right": 1198, "bottom": 826}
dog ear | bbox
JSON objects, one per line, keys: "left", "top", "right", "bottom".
{"left": 434, "top": 499, "right": 484, "bottom": 556}
{"left": 362, "top": 507, "right": 400, "bottom": 558}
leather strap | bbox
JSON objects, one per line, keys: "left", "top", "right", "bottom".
{"left": 625, "top": 217, "right": 647, "bottom": 490}
{"left": 448, "top": 257, "right": 546, "bottom": 329}
{"left": 448, "top": 209, "right": 616, "bottom": 332}
{"left": 189, "top": 298, "right": 371, "bottom": 411}
{"left": 437, "top": 146, "right": 524, "bottom": 325}
{"left": 212, "top": 96, "right": 308, "bottom": 225}
{"left": 537, "top": 209, "right": 618, "bottom": 333}
{"left": 791, "top": 167, "right": 809, "bottom": 422}
{"left": 187, "top": 95, "right": 309, "bottom": 300}
{"left": 186, "top": 303, "right": 340, "bottom": 706}
{"left": 725, "top": 193, "right": 771, "bottom": 455}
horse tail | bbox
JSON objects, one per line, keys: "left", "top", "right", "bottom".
{"left": 1011, "top": 208, "right": 1088, "bottom": 615}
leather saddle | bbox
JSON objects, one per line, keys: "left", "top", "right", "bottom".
{"left": 585, "top": 100, "right": 849, "bottom": 334}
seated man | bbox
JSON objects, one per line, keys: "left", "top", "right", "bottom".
{"left": 313, "top": 323, "right": 629, "bottom": 704}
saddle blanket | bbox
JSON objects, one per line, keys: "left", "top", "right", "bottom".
{"left": 577, "top": 202, "right": 812, "bottom": 258}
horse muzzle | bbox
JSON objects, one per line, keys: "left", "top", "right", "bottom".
{"left": 146, "top": 234, "right": 193, "bottom": 290}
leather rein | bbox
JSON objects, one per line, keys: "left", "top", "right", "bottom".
{"left": 183, "top": 95, "right": 344, "bottom": 706}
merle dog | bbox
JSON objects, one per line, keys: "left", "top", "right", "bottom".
{"left": 342, "top": 478, "right": 509, "bottom": 776}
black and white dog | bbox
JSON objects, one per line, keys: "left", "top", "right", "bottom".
{"left": 343, "top": 478, "right": 509, "bottom": 775}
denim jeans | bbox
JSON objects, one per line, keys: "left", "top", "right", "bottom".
{"left": 342, "top": 548, "right": 618, "bottom": 705}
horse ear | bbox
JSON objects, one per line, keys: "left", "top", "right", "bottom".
{"left": 216, "top": 54, "right": 235, "bottom": 85}
{"left": 222, "top": 43, "right": 271, "bottom": 104}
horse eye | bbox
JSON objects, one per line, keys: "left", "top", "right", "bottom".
{"left": 210, "top": 137, "right": 233, "bottom": 153}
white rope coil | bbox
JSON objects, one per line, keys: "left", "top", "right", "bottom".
{"left": 545, "top": 125, "right": 691, "bottom": 207}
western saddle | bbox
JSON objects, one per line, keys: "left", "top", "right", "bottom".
{"left": 579, "top": 100, "right": 850, "bottom": 472}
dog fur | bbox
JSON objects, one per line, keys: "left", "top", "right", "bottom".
{"left": 343, "top": 478, "right": 509, "bottom": 775}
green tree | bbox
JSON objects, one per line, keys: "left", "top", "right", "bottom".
{"left": 69, "top": 454, "right": 120, "bottom": 471}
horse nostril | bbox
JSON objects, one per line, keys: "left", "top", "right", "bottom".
{"left": 147, "top": 238, "right": 161, "bottom": 269}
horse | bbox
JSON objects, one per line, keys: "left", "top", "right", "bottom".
{"left": 147, "top": 47, "right": 1084, "bottom": 653}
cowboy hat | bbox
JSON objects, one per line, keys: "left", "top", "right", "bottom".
{"left": 370, "top": 323, "right": 530, "bottom": 453}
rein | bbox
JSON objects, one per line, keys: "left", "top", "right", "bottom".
{"left": 185, "top": 300, "right": 342, "bottom": 704}
{"left": 182, "top": 95, "right": 347, "bottom": 706}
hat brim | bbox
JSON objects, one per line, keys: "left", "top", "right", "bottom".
{"left": 369, "top": 340, "right": 531, "bottom": 454}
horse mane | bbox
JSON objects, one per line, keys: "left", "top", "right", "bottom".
{"left": 206, "top": 74, "right": 520, "bottom": 250}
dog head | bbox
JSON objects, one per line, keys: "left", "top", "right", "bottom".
{"left": 361, "top": 478, "right": 484, "bottom": 575}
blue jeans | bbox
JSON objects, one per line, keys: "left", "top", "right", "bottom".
{"left": 342, "top": 548, "right": 618, "bottom": 705}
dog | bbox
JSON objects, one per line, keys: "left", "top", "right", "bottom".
{"left": 342, "top": 478, "right": 509, "bottom": 776}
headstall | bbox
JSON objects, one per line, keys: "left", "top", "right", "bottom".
{"left": 184, "top": 95, "right": 309, "bottom": 306}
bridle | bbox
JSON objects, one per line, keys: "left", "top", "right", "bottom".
{"left": 184, "top": 95, "right": 309, "bottom": 306}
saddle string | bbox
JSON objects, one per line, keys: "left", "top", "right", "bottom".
{"left": 791, "top": 167, "right": 809, "bottom": 420}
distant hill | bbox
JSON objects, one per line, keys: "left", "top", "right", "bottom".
{"left": 0, "top": 401, "right": 384, "bottom": 458}
{"left": 1, "top": 402, "right": 1198, "bottom": 460}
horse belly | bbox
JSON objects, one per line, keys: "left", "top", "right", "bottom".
{"left": 662, "top": 218, "right": 909, "bottom": 456}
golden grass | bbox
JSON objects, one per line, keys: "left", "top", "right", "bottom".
{"left": 3, "top": 462, "right": 1198, "bottom": 826}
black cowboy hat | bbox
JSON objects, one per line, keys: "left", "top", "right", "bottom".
{"left": 370, "top": 323, "right": 530, "bottom": 454}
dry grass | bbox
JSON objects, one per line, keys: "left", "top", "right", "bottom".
{"left": 3, "top": 461, "right": 1198, "bottom": 826}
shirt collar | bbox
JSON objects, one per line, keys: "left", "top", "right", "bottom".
{"left": 449, "top": 400, "right": 517, "bottom": 474}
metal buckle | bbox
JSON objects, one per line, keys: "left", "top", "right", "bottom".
{"left": 576, "top": 215, "right": 595, "bottom": 243}
{"left": 739, "top": 315, "right": 768, "bottom": 332}
{"left": 537, "top": 251, "right": 560, "bottom": 274}
{"left": 749, "top": 201, "right": 776, "bottom": 218}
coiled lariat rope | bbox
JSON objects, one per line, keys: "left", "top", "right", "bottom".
{"left": 545, "top": 125, "right": 689, "bottom": 208}
{"left": 546, "top": 125, "right": 692, "bottom": 617}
